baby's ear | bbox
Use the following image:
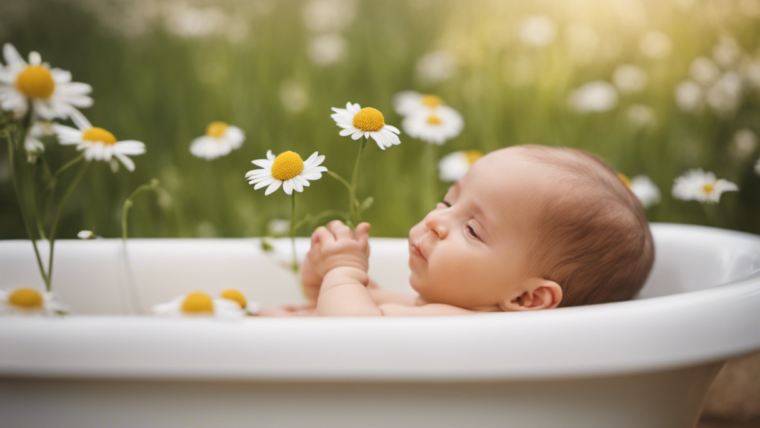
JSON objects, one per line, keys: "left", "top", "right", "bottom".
{"left": 499, "top": 278, "right": 563, "bottom": 311}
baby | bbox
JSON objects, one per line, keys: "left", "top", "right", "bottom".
{"left": 260, "top": 145, "right": 655, "bottom": 317}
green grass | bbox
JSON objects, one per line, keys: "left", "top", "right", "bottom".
{"left": 1, "top": 0, "right": 759, "bottom": 240}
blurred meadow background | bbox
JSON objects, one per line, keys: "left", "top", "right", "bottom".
{"left": 1, "top": 0, "right": 760, "bottom": 240}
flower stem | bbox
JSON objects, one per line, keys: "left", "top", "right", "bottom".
{"left": 5, "top": 126, "right": 49, "bottom": 289}
{"left": 47, "top": 160, "right": 90, "bottom": 290}
{"left": 290, "top": 191, "right": 299, "bottom": 273}
{"left": 701, "top": 203, "right": 721, "bottom": 227}
{"left": 423, "top": 143, "right": 437, "bottom": 211}
{"left": 348, "top": 137, "right": 367, "bottom": 228}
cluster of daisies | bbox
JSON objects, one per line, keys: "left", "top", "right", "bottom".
{"left": 0, "top": 43, "right": 146, "bottom": 171}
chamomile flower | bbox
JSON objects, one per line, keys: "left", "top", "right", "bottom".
{"left": 53, "top": 110, "right": 145, "bottom": 172}
{"left": 189, "top": 121, "right": 245, "bottom": 160}
{"left": 402, "top": 107, "right": 463, "bottom": 145}
{"left": 0, "top": 287, "right": 68, "bottom": 316}
{"left": 246, "top": 150, "right": 327, "bottom": 195}
{"left": 0, "top": 43, "right": 92, "bottom": 120}
{"left": 630, "top": 175, "right": 661, "bottom": 209}
{"left": 24, "top": 121, "right": 52, "bottom": 162}
{"left": 219, "top": 288, "right": 261, "bottom": 315}
{"left": 438, "top": 150, "right": 483, "bottom": 182}
{"left": 78, "top": 230, "right": 96, "bottom": 239}
{"left": 672, "top": 169, "right": 738, "bottom": 204}
{"left": 152, "top": 291, "right": 246, "bottom": 318}
{"left": 393, "top": 91, "right": 445, "bottom": 116}
{"left": 331, "top": 102, "right": 401, "bottom": 150}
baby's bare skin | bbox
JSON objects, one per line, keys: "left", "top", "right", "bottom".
{"left": 261, "top": 147, "right": 566, "bottom": 317}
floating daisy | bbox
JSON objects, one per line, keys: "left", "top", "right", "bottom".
{"left": 190, "top": 121, "right": 245, "bottom": 160}
{"left": 0, "top": 287, "right": 68, "bottom": 316}
{"left": 402, "top": 107, "right": 463, "bottom": 145}
{"left": 53, "top": 110, "right": 145, "bottom": 172}
{"left": 152, "top": 291, "right": 246, "bottom": 318}
{"left": 0, "top": 43, "right": 92, "bottom": 120}
{"left": 331, "top": 102, "right": 401, "bottom": 150}
{"left": 219, "top": 288, "right": 261, "bottom": 315}
{"left": 438, "top": 150, "right": 483, "bottom": 182}
{"left": 246, "top": 150, "right": 327, "bottom": 195}
{"left": 672, "top": 169, "right": 738, "bottom": 204}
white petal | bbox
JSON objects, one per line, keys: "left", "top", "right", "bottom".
{"left": 264, "top": 180, "right": 282, "bottom": 195}
{"left": 283, "top": 179, "right": 293, "bottom": 194}
{"left": 114, "top": 141, "right": 145, "bottom": 155}
{"left": 252, "top": 159, "right": 273, "bottom": 169}
{"left": 351, "top": 131, "right": 363, "bottom": 140}
{"left": 254, "top": 177, "right": 276, "bottom": 189}
{"left": 115, "top": 153, "right": 135, "bottom": 172}
{"left": 292, "top": 177, "right": 303, "bottom": 192}
{"left": 384, "top": 124, "right": 401, "bottom": 134}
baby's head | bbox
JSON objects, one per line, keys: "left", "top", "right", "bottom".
{"left": 408, "top": 145, "right": 654, "bottom": 311}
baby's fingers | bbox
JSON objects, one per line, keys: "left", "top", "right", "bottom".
{"left": 327, "top": 220, "right": 353, "bottom": 241}
{"left": 312, "top": 226, "right": 335, "bottom": 245}
{"left": 355, "top": 222, "right": 371, "bottom": 250}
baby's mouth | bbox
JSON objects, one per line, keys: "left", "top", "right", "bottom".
{"left": 410, "top": 242, "right": 426, "bottom": 260}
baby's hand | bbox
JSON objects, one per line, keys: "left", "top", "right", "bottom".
{"left": 309, "top": 220, "right": 371, "bottom": 280}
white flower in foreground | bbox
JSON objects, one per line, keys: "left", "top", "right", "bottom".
{"left": 402, "top": 106, "right": 463, "bottom": 145}
{"left": 219, "top": 288, "right": 260, "bottom": 315}
{"left": 416, "top": 50, "right": 456, "bottom": 85}
{"left": 689, "top": 57, "right": 721, "bottom": 86}
{"left": 639, "top": 30, "right": 672, "bottom": 59}
{"left": 53, "top": 110, "right": 145, "bottom": 172}
{"left": 152, "top": 291, "right": 247, "bottom": 318}
{"left": 246, "top": 150, "right": 327, "bottom": 195}
{"left": 24, "top": 121, "right": 53, "bottom": 162}
{"left": 438, "top": 150, "right": 482, "bottom": 182}
{"left": 189, "top": 121, "right": 245, "bottom": 160}
{"left": 331, "top": 102, "right": 401, "bottom": 150}
{"left": 308, "top": 33, "right": 347, "bottom": 66}
{"left": 630, "top": 175, "right": 661, "bottom": 209}
{"left": 567, "top": 81, "right": 618, "bottom": 113}
{"left": 612, "top": 65, "right": 648, "bottom": 94}
{"left": 0, "top": 287, "right": 68, "bottom": 316}
{"left": 78, "top": 230, "right": 96, "bottom": 239}
{"left": 0, "top": 43, "right": 92, "bottom": 120}
{"left": 518, "top": 15, "right": 557, "bottom": 47}
{"left": 672, "top": 169, "right": 738, "bottom": 204}
{"left": 675, "top": 80, "right": 704, "bottom": 112}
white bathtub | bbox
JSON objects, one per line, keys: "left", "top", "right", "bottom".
{"left": 0, "top": 223, "right": 759, "bottom": 428}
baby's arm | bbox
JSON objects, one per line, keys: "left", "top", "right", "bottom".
{"left": 313, "top": 221, "right": 383, "bottom": 316}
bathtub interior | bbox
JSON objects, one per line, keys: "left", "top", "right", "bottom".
{"left": 1, "top": 223, "right": 760, "bottom": 315}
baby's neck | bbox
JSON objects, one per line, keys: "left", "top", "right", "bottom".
{"left": 414, "top": 296, "right": 503, "bottom": 312}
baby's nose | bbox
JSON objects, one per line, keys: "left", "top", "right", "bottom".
{"left": 425, "top": 211, "right": 448, "bottom": 238}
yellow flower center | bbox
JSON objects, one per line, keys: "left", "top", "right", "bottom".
{"left": 15, "top": 65, "right": 56, "bottom": 100}
{"left": 426, "top": 115, "right": 442, "bottom": 125}
{"left": 421, "top": 95, "right": 443, "bottom": 108}
{"left": 82, "top": 127, "right": 117, "bottom": 145}
{"left": 220, "top": 289, "right": 247, "bottom": 309}
{"left": 617, "top": 173, "right": 632, "bottom": 189}
{"left": 8, "top": 288, "right": 44, "bottom": 309}
{"left": 206, "top": 121, "right": 229, "bottom": 138}
{"left": 352, "top": 107, "right": 385, "bottom": 132}
{"left": 703, "top": 183, "right": 715, "bottom": 194}
{"left": 181, "top": 292, "right": 214, "bottom": 314}
{"left": 271, "top": 151, "right": 304, "bottom": 181}
{"left": 465, "top": 150, "right": 483, "bottom": 165}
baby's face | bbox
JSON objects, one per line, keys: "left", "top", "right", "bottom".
{"left": 408, "top": 147, "right": 559, "bottom": 310}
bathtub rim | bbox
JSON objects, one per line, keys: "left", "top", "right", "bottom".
{"left": 0, "top": 222, "right": 759, "bottom": 382}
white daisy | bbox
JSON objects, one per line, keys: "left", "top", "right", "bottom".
{"left": 53, "top": 110, "right": 145, "bottom": 172}
{"left": 402, "top": 106, "right": 463, "bottom": 145}
{"left": 24, "top": 121, "right": 52, "bottom": 162}
{"left": 245, "top": 150, "right": 327, "bottom": 196}
{"left": 0, "top": 287, "right": 68, "bottom": 316}
{"left": 0, "top": 43, "right": 93, "bottom": 120}
{"left": 152, "top": 291, "right": 247, "bottom": 319}
{"left": 78, "top": 230, "right": 96, "bottom": 239}
{"left": 331, "top": 102, "right": 401, "bottom": 150}
{"left": 672, "top": 169, "right": 738, "bottom": 204}
{"left": 438, "top": 150, "right": 483, "bottom": 182}
{"left": 189, "top": 121, "right": 245, "bottom": 160}
{"left": 629, "top": 175, "right": 661, "bottom": 209}
{"left": 219, "top": 288, "right": 260, "bottom": 315}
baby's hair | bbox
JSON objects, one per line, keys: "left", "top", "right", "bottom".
{"left": 518, "top": 145, "right": 655, "bottom": 307}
